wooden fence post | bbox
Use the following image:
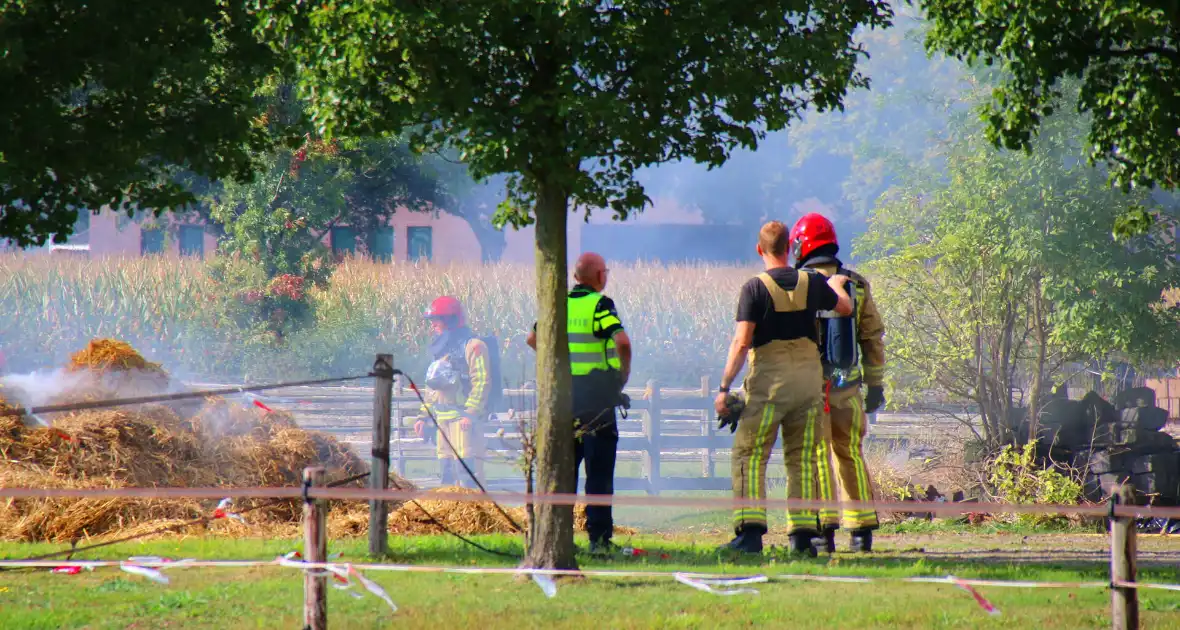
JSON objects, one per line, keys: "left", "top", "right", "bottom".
{"left": 700, "top": 376, "right": 713, "bottom": 478}
{"left": 644, "top": 380, "right": 662, "bottom": 495}
{"left": 393, "top": 374, "right": 405, "bottom": 477}
{"left": 303, "top": 466, "right": 328, "bottom": 630}
{"left": 1110, "top": 484, "right": 1139, "bottom": 630}
{"left": 369, "top": 353, "right": 394, "bottom": 557}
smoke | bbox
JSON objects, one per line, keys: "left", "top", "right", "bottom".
{"left": 0, "top": 366, "right": 201, "bottom": 428}
{"left": 1, "top": 369, "right": 95, "bottom": 410}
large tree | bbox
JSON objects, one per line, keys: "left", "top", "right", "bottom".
{"left": 919, "top": 0, "right": 1180, "bottom": 232}
{"left": 0, "top": 1, "right": 280, "bottom": 246}
{"left": 859, "top": 84, "right": 1180, "bottom": 451}
{"left": 256, "top": 0, "right": 891, "bottom": 568}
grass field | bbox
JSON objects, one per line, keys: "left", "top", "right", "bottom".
{"left": 3, "top": 528, "right": 1179, "bottom": 629}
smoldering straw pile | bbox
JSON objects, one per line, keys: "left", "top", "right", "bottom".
{"left": 0, "top": 339, "right": 390, "bottom": 542}
{"left": 0, "top": 339, "right": 636, "bottom": 542}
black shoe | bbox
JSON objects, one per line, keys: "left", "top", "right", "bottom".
{"left": 721, "top": 525, "right": 765, "bottom": 554}
{"left": 787, "top": 529, "right": 820, "bottom": 558}
{"left": 820, "top": 526, "right": 838, "bottom": 554}
{"left": 589, "top": 540, "right": 621, "bottom": 556}
{"left": 850, "top": 529, "right": 873, "bottom": 553}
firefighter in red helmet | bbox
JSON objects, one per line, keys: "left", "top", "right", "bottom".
{"left": 714, "top": 221, "right": 853, "bottom": 556}
{"left": 790, "top": 212, "right": 887, "bottom": 553}
{"left": 417, "top": 296, "right": 491, "bottom": 488}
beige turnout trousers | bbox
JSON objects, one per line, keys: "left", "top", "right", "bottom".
{"left": 816, "top": 384, "right": 879, "bottom": 530}
{"left": 731, "top": 338, "right": 825, "bottom": 534}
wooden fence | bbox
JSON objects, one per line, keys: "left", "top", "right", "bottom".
{"left": 212, "top": 378, "right": 968, "bottom": 494}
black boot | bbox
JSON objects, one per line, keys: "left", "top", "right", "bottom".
{"left": 721, "top": 525, "right": 765, "bottom": 554}
{"left": 820, "top": 526, "right": 838, "bottom": 554}
{"left": 787, "top": 529, "right": 820, "bottom": 558}
{"left": 850, "top": 528, "right": 873, "bottom": 553}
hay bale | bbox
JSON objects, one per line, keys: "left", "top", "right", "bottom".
{"left": 0, "top": 391, "right": 22, "bottom": 419}
{"left": 389, "top": 486, "right": 527, "bottom": 535}
{"left": 67, "top": 339, "right": 167, "bottom": 376}
{"left": 0, "top": 465, "right": 204, "bottom": 542}
{"left": 0, "top": 338, "right": 421, "bottom": 542}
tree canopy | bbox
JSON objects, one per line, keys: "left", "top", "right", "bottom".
{"left": 254, "top": 0, "right": 891, "bottom": 568}
{"left": 0, "top": 1, "right": 280, "bottom": 246}
{"left": 919, "top": 0, "right": 1180, "bottom": 212}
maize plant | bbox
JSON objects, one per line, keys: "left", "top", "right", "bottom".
{"left": 0, "top": 254, "right": 756, "bottom": 385}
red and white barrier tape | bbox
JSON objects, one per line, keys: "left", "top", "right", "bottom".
{"left": 16, "top": 557, "right": 1174, "bottom": 592}
{"left": 1, "top": 487, "right": 1176, "bottom": 519}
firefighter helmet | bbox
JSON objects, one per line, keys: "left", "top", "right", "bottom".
{"left": 789, "top": 213, "right": 838, "bottom": 263}
{"left": 424, "top": 296, "right": 465, "bottom": 327}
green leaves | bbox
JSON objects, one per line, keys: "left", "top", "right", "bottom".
{"left": 252, "top": 0, "right": 893, "bottom": 224}
{"left": 0, "top": 0, "right": 282, "bottom": 246}
{"left": 920, "top": 0, "right": 1180, "bottom": 198}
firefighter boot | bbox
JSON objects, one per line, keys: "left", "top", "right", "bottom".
{"left": 721, "top": 524, "right": 765, "bottom": 554}
{"left": 850, "top": 529, "right": 873, "bottom": 553}
{"left": 820, "top": 526, "right": 838, "bottom": 554}
{"left": 787, "top": 529, "right": 820, "bottom": 558}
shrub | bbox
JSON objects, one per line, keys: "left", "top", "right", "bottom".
{"left": 988, "top": 442, "right": 1082, "bottom": 526}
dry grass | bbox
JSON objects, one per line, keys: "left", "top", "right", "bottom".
{"left": 0, "top": 337, "right": 640, "bottom": 543}
{"left": 0, "top": 339, "right": 397, "bottom": 542}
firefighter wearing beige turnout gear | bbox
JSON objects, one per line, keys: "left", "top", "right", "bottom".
{"left": 791, "top": 213, "right": 886, "bottom": 553}
{"left": 714, "top": 220, "right": 853, "bottom": 556}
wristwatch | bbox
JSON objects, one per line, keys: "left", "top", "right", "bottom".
{"left": 719, "top": 385, "right": 730, "bottom": 393}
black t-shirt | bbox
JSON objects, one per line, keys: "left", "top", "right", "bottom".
{"left": 736, "top": 267, "right": 838, "bottom": 348}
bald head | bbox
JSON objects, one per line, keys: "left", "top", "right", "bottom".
{"left": 574, "top": 252, "right": 608, "bottom": 292}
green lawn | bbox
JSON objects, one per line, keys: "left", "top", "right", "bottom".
{"left": 2, "top": 531, "right": 1179, "bottom": 629}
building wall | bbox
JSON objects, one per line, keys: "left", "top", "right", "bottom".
{"left": 9, "top": 195, "right": 831, "bottom": 263}
{"left": 86, "top": 211, "right": 219, "bottom": 258}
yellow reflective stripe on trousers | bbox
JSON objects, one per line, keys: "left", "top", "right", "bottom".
{"left": 845, "top": 394, "right": 877, "bottom": 528}
{"left": 787, "top": 406, "right": 817, "bottom": 531}
{"left": 850, "top": 395, "right": 871, "bottom": 500}
{"left": 816, "top": 435, "right": 838, "bottom": 525}
{"left": 750, "top": 403, "right": 775, "bottom": 502}
{"left": 736, "top": 402, "right": 775, "bottom": 527}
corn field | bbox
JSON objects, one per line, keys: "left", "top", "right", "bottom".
{"left": 0, "top": 255, "right": 754, "bottom": 386}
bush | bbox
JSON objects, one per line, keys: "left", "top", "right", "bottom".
{"left": 988, "top": 442, "right": 1082, "bottom": 527}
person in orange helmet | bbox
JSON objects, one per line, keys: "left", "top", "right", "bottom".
{"left": 790, "top": 212, "right": 887, "bottom": 553}
{"left": 416, "top": 296, "right": 491, "bottom": 488}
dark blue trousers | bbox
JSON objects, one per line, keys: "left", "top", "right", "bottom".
{"left": 575, "top": 407, "right": 618, "bottom": 543}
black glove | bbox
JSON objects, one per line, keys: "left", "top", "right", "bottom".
{"left": 865, "top": 386, "right": 885, "bottom": 414}
{"left": 717, "top": 394, "right": 745, "bottom": 434}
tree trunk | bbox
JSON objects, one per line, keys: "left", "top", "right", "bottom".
{"left": 522, "top": 178, "right": 577, "bottom": 571}
{"left": 974, "top": 309, "right": 997, "bottom": 448}
{"left": 1027, "top": 275, "right": 1047, "bottom": 444}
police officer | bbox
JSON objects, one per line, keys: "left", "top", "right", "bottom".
{"left": 713, "top": 220, "right": 852, "bottom": 555}
{"left": 527, "top": 251, "right": 632, "bottom": 554}
{"left": 791, "top": 213, "right": 886, "bottom": 553}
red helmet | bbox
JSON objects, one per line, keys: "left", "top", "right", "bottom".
{"left": 424, "top": 296, "right": 465, "bottom": 327}
{"left": 789, "top": 213, "right": 838, "bottom": 262}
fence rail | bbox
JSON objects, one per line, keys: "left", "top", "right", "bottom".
{"left": 199, "top": 378, "right": 971, "bottom": 494}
